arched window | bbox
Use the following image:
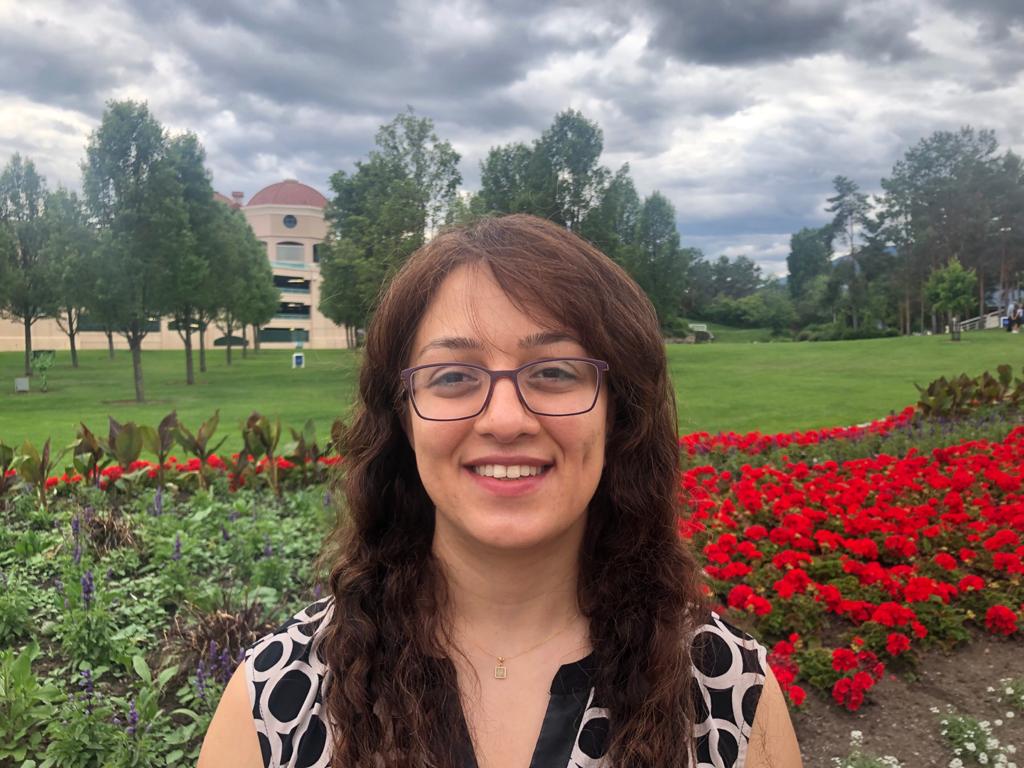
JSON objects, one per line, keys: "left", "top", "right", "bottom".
{"left": 276, "top": 242, "right": 304, "bottom": 263}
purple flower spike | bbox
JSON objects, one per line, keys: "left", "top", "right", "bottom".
{"left": 80, "top": 570, "right": 95, "bottom": 609}
{"left": 73, "top": 540, "right": 82, "bottom": 566}
{"left": 221, "top": 525, "right": 230, "bottom": 542}
{"left": 152, "top": 486, "right": 163, "bottom": 516}
{"left": 71, "top": 516, "right": 80, "bottom": 537}
{"left": 126, "top": 699, "right": 139, "bottom": 735}
{"left": 263, "top": 537, "right": 273, "bottom": 558}
{"left": 172, "top": 533, "right": 182, "bottom": 561}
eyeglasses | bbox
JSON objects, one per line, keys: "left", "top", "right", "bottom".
{"left": 400, "top": 357, "right": 609, "bottom": 422}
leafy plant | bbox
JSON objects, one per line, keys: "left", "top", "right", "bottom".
{"left": 831, "top": 730, "right": 904, "bottom": 767}
{"left": 283, "top": 418, "right": 326, "bottom": 485}
{"left": 937, "top": 709, "right": 1019, "bottom": 767}
{"left": 243, "top": 411, "right": 283, "bottom": 497}
{"left": 11, "top": 438, "right": 66, "bottom": 512}
{"left": 0, "top": 440, "right": 18, "bottom": 500}
{"left": 41, "top": 668, "right": 121, "bottom": 768}
{"left": 174, "top": 411, "right": 227, "bottom": 490}
{"left": 140, "top": 411, "right": 179, "bottom": 490}
{"left": 0, "top": 642, "right": 61, "bottom": 765}
{"left": 72, "top": 421, "right": 110, "bottom": 487}
{"left": 0, "top": 569, "right": 33, "bottom": 643}
{"left": 30, "top": 349, "right": 56, "bottom": 392}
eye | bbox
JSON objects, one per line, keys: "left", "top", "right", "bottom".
{"left": 422, "top": 365, "right": 484, "bottom": 396}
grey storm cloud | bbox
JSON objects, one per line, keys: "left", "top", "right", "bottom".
{"left": 640, "top": 0, "right": 922, "bottom": 66}
{"left": 2, "top": 0, "right": 1024, "bottom": 276}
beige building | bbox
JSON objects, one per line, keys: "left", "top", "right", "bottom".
{"left": 0, "top": 179, "right": 350, "bottom": 352}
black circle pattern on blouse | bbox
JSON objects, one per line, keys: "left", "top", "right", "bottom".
{"left": 244, "top": 601, "right": 767, "bottom": 768}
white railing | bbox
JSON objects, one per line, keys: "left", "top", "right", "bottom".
{"left": 959, "top": 311, "right": 1003, "bottom": 331}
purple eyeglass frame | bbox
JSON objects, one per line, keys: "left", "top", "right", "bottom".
{"left": 400, "top": 357, "right": 610, "bottom": 421}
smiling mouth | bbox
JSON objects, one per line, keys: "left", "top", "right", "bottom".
{"left": 469, "top": 464, "right": 552, "bottom": 479}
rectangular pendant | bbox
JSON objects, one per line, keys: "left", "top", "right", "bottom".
{"left": 494, "top": 664, "right": 507, "bottom": 679}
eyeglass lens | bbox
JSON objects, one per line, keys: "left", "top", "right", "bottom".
{"left": 408, "top": 359, "right": 600, "bottom": 420}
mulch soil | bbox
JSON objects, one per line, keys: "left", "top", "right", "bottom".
{"left": 792, "top": 629, "right": 1024, "bottom": 767}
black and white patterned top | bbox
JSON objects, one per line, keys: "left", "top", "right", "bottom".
{"left": 244, "top": 599, "right": 768, "bottom": 768}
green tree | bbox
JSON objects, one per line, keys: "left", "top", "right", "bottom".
{"left": 825, "top": 176, "right": 872, "bottom": 330}
{"left": 533, "top": 110, "right": 609, "bottom": 231}
{"left": 476, "top": 142, "right": 534, "bottom": 215}
{"left": 925, "top": 257, "right": 977, "bottom": 336}
{"left": 237, "top": 252, "right": 279, "bottom": 358}
{"left": 879, "top": 127, "right": 1003, "bottom": 325}
{"left": 709, "top": 255, "right": 763, "bottom": 299}
{"left": 212, "top": 208, "right": 268, "bottom": 365}
{"left": 41, "top": 188, "right": 95, "bottom": 368}
{"left": 580, "top": 163, "right": 641, "bottom": 267}
{"left": 786, "top": 226, "right": 832, "bottom": 300}
{"left": 0, "top": 154, "right": 57, "bottom": 376}
{"left": 632, "top": 192, "right": 690, "bottom": 327}
{"left": 82, "top": 100, "right": 191, "bottom": 402}
{"left": 320, "top": 111, "right": 461, "bottom": 335}
{"left": 165, "top": 132, "right": 216, "bottom": 385}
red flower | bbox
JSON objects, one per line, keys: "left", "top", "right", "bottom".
{"left": 885, "top": 632, "right": 911, "bottom": 655}
{"left": 933, "top": 552, "right": 958, "bottom": 571}
{"left": 787, "top": 685, "right": 806, "bottom": 706}
{"left": 984, "top": 605, "right": 1019, "bottom": 636}
{"left": 832, "top": 648, "right": 858, "bottom": 672}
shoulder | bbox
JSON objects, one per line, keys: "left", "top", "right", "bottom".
{"left": 244, "top": 598, "right": 336, "bottom": 767}
{"left": 690, "top": 610, "right": 769, "bottom": 689}
{"left": 689, "top": 611, "right": 771, "bottom": 768}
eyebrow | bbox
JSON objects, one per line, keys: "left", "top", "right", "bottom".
{"left": 417, "top": 331, "right": 580, "bottom": 358}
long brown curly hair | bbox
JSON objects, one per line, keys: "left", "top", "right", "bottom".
{"left": 322, "top": 214, "right": 709, "bottom": 767}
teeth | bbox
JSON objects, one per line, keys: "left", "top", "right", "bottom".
{"left": 472, "top": 464, "right": 545, "bottom": 479}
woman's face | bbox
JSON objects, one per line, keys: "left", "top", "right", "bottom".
{"left": 406, "top": 264, "right": 609, "bottom": 554}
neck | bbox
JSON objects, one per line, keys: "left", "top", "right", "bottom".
{"left": 433, "top": 523, "right": 586, "bottom": 659}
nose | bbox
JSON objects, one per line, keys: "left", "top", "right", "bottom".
{"left": 473, "top": 375, "right": 539, "bottom": 440}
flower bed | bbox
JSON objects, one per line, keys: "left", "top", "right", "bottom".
{"left": 680, "top": 418, "right": 1024, "bottom": 711}
{"left": 2, "top": 404, "right": 1023, "bottom": 765}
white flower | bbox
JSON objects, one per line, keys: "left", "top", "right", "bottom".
{"left": 968, "top": 743, "right": 978, "bottom": 752}
{"left": 996, "top": 720, "right": 1004, "bottom": 727}
{"left": 949, "top": 758, "right": 964, "bottom": 768}
{"left": 980, "top": 753, "right": 989, "bottom": 765}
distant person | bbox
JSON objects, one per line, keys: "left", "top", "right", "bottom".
{"left": 1006, "top": 302, "right": 1016, "bottom": 332}
{"left": 1015, "top": 304, "right": 1023, "bottom": 333}
{"left": 199, "top": 215, "right": 803, "bottom": 768}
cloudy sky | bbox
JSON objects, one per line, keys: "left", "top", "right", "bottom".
{"left": 2, "top": 0, "right": 1023, "bottom": 275}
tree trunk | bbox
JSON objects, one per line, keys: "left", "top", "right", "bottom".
{"left": 67, "top": 308, "right": 79, "bottom": 368}
{"left": 979, "top": 270, "right": 986, "bottom": 320}
{"left": 253, "top": 324, "right": 261, "bottom": 353}
{"left": 199, "top": 325, "right": 207, "bottom": 373}
{"left": 225, "top": 317, "right": 234, "bottom": 366}
{"left": 184, "top": 326, "right": 195, "bottom": 385}
{"left": 106, "top": 329, "right": 115, "bottom": 359}
{"left": 129, "top": 331, "right": 145, "bottom": 403}
{"left": 23, "top": 318, "right": 32, "bottom": 376}
{"left": 242, "top": 325, "right": 248, "bottom": 360}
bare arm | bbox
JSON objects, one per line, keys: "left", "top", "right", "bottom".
{"left": 744, "top": 665, "right": 804, "bottom": 768}
{"left": 198, "top": 660, "right": 265, "bottom": 768}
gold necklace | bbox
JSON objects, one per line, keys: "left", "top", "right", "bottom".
{"left": 463, "top": 613, "right": 582, "bottom": 680}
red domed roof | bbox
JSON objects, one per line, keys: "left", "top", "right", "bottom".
{"left": 247, "top": 179, "right": 327, "bottom": 208}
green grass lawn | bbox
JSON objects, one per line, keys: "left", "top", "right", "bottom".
{"left": 2, "top": 331, "right": 1022, "bottom": 450}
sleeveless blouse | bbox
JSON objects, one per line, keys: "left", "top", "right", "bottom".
{"left": 244, "top": 598, "right": 768, "bottom": 768}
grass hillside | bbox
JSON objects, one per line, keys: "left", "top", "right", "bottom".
{"left": 2, "top": 331, "right": 1022, "bottom": 449}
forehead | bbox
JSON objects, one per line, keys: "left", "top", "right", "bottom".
{"left": 411, "top": 264, "right": 577, "bottom": 359}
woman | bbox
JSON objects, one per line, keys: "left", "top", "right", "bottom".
{"left": 200, "top": 215, "right": 802, "bottom": 767}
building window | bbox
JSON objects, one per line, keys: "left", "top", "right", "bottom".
{"left": 283, "top": 214, "right": 297, "bottom": 228}
{"left": 277, "top": 301, "right": 311, "bottom": 318}
{"left": 313, "top": 243, "right": 322, "bottom": 263}
{"left": 276, "top": 242, "right": 304, "bottom": 263}
{"left": 274, "top": 275, "right": 311, "bottom": 293}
